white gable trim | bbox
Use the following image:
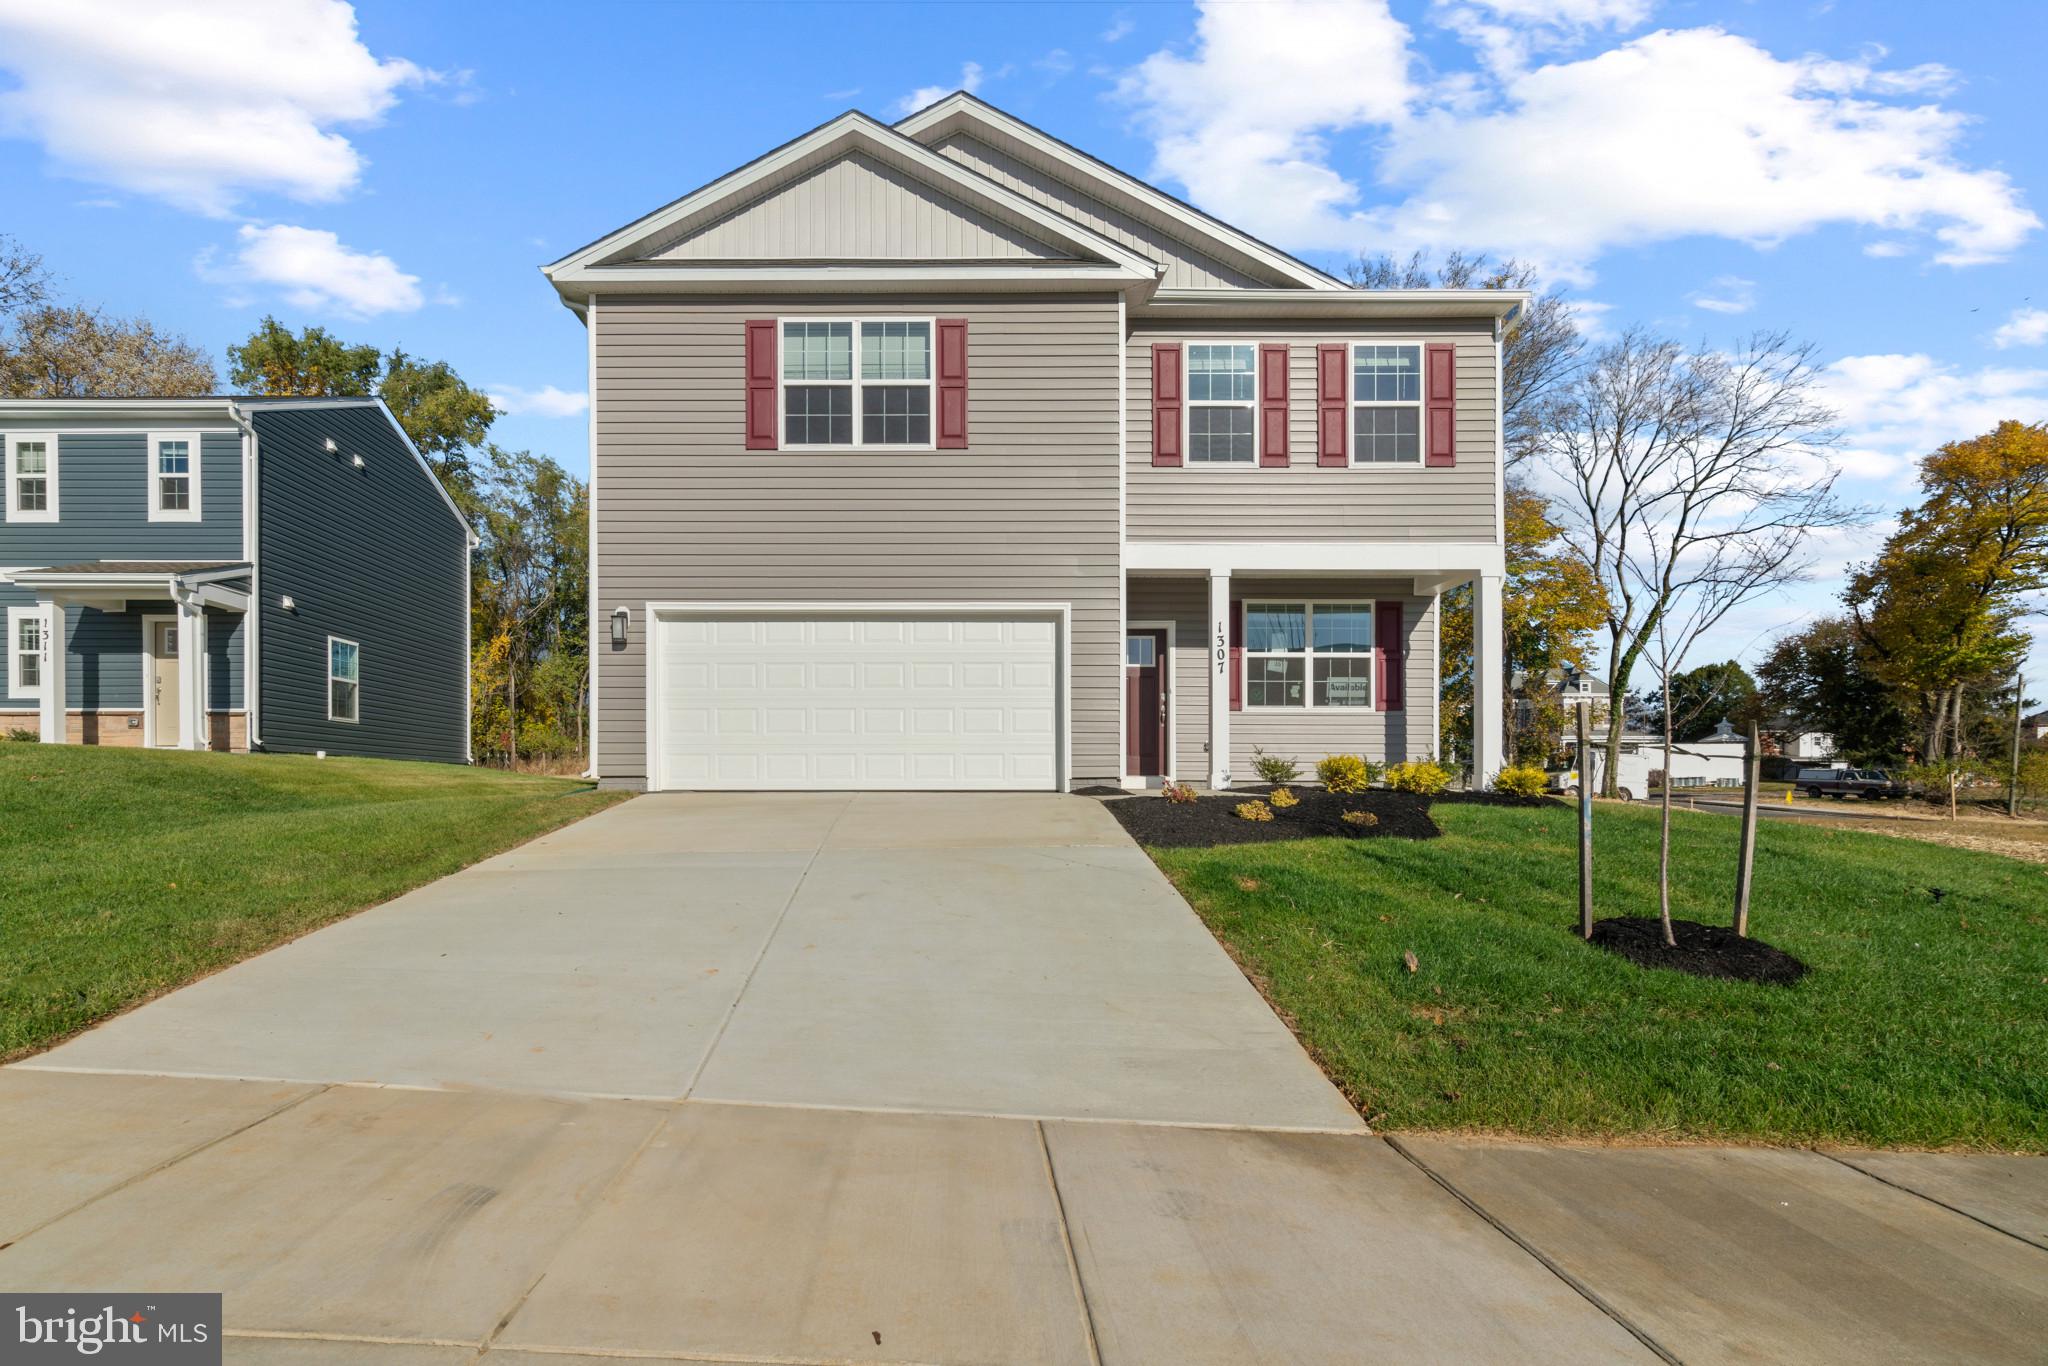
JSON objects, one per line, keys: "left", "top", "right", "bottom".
{"left": 544, "top": 111, "right": 1159, "bottom": 291}
{"left": 896, "top": 93, "right": 1346, "bottom": 293}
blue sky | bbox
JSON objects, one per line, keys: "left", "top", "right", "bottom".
{"left": 1, "top": 0, "right": 2042, "bottom": 668}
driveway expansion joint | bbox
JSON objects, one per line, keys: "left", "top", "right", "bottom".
{"left": 1817, "top": 1148, "right": 2048, "bottom": 1252}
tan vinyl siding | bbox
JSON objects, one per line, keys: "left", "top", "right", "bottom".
{"left": 1127, "top": 319, "right": 1499, "bottom": 542}
{"left": 593, "top": 294, "right": 1122, "bottom": 787}
{"left": 650, "top": 152, "right": 1068, "bottom": 262}
{"left": 1128, "top": 577, "right": 1439, "bottom": 780}
{"left": 933, "top": 133, "right": 1275, "bottom": 290}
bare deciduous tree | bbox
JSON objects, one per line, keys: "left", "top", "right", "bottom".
{"left": 1545, "top": 329, "right": 1856, "bottom": 802}
{"left": 1, "top": 305, "right": 217, "bottom": 398}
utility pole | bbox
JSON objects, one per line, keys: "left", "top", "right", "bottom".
{"left": 1575, "top": 686, "right": 1594, "bottom": 940}
{"left": 1734, "top": 717, "right": 1760, "bottom": 937}
{"left": 2010, "top": 671, "right": 2025, "bottom": 819}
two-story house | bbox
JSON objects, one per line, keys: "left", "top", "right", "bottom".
{"left": 0, "top": 396, "right": 474, "bottom": 763}
{"left": 545, "top": 93, "right": 1509, "bottom": 792}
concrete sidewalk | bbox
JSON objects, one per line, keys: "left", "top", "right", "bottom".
{"left": 4, "top": 794, "right": 2044, "bottom": 1363}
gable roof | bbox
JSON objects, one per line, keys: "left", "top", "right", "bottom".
{"left": 895, "top": 92, "right": 1347, "bottom": 292}
{"left": 543, "top": 110, "right": 1160, "bottom": 297}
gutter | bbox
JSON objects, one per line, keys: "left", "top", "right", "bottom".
{"left": 227, "top": 401, "right": 263, "bottom": 751}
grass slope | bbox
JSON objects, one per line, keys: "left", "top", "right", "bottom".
{"left": 1150, "top": 800, "right": 2048, "bottom": 1151}
{"left": 1, "top": 744, "right": 630, "bottom": 1060}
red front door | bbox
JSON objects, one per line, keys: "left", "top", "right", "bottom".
{"left": 1125, "top": 630, "right": 1168, "bottom": 778}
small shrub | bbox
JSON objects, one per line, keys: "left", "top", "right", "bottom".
{"left": 1492, "top": 763, "right": 1548, "bottom": 798}
{"left": 1386, "top": 760, "right": 1452, "bottom": 795}
{"left": 1341, "top": 809, "right": 1378, "bottom": 827}
{"left": 3, "top": 726, "right": 34, "bottom": 743}
{"left": 1268, "top": 786, "right": 1300, "bottom": 809}
{"left": 1317, "top": 754, "right": 1373, "bottom": 794}
{"left": 1235, "top": 800, "right": 1274, "bottom": 822}
{"left": 1250, "top": 746, "right": 1301, "bottom": 786}
{"left": 1161, "top": 780, "right": 1198, "bottom": 805}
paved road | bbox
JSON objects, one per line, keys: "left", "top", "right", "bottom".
{"left": 5, "top": 793, "right": 2044, "bottom": 1364}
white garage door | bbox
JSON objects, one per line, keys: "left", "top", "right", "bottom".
{"left": 653, "top": 612, "right": 1060, "bottom": 791}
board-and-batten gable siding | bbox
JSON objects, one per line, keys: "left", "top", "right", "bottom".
{"left": 930, "top": 132, "right": 1274, "bottom": 290}
{"left": 1126, "top": 577, "right": 1439, "bottom": 778}
{"left": 593, "top": 294, "right": 1123, "bottom": 787}
{"left": 252, "top": 405, "right": 469, "bottom": 763}
{"left": 0, "top": 429, "right": 243, "bottom": 562}
{"left": 648, "top": 151, "right": 1071, "bottom": 263}
{"left": 1126, "top": 319, "right": 1498, "bottom": 542}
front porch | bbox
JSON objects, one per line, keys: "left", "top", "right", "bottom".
{"left": 1121, "top": 543, "right": 1503, "bottom": 790}
{"left": 5, "top": 562, "right": 250, "bottom": 752}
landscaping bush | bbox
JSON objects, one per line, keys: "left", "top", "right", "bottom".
{"left": 3, "top": 727, "right": 33, "bottom": 743}
{"left": 1250, "top": 746, "right": 1301, "bottom": 785}
{"left": 1269, "top": 786, "right": 1300, "bottom": 809}
{"left": 1386, "top": 760, "right": 1452, "bottom": 795}
{"left": 1317, "top": 754, "right": 1375, "bottom": 794}
{"left": 1162, "top": 780, "right": 1198, "bottom": 804}
{"left": 1235, "top": 800, "right": 1275, "bottom": 822}
{"left": 1341, "top": 809, "right": 1378, "bottom": 827}
{"left": 1492, "top": 763, "right": 1549, "bottom": 798}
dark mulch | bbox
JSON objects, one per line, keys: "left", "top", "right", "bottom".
{"left": 1589, "top": 916, "right": 1810, "bottom": 986}
{"left": 1106, "top": 786, "right": 1442, "bottom": 847}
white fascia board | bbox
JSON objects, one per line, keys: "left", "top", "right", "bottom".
{"left": 548, "top": 262, "right": 1155, "bottom": 294}
{"left": 543, "top": 111, "right": 1157, "bottom": 285}
{"left": 1136, "top": 288, "right": 1532, "bottom": 321}
{"left": 896, "top": 94, "right": 1347, "bottom": 293}
{"left": 1125, "top": 541, "right": 1505, "bottom": 578}
{"left": 0, "top": 398, "right": 236, "bottom": 423}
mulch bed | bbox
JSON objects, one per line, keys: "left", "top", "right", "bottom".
{"left": 1105, "top": 786, "right": 1443, "bottom": 847}
{"left": 1589, "top": 916, "right": 1810, "bottom": 986}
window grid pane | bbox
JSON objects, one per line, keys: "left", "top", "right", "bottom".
{"left": 860, "top": 385, "right": 931, "bottom": 445}
{"left": 157, "top": 441, "right": 189, "bottom": 474}
{"left": 784, "top": 384, "right": 853, "bottom": 444}
{"left": 1246, "top": 656, "right": 1305, "bottom": 707}
{"left": 1187, "top": 344, "right": 1256, "bottom": 402}
{"left": 1245, "top": 604, "right": 1306, "bottom": 653}
{"left": 861, "top": 321, "right": 930, "bottom": 380}
{"left": 1314, "top": 656, "right": 1373, "bottom": 707}
{"left": 1312, "top": 604, "right": 1373, "bottom": 653}
{"left": 1353, "top": 345, "right": 1421, "bottom": 403}
{"left": 1352, "top": 406, "right": 1420, "bottom": 463}
{"left": 782, "top": 322, "right": 852, "bottom": 380}
{"left": 16, "top": 478, "right": 46, "bottom": 512}
{"left": 1188, "top": 406, "right": 1254, "bottom": 463}
{"left": 330, "top": 640, "right": 359, "bottom": 683}
{"left": 1126, "top": 635, "right": 1157, "bottom": 666}
{"left": 331, "top": 680, "right": 358, "bottom": 721}
{"left": 159, "top": 477, "right": 190, "bottom": 511}
{"left": 16, "top": 442, "right": 46, "bottom": 474}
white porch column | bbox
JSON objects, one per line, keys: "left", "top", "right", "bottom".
{"left": 176, "top": 596, "right": 207, "bottom": 751}
{"left": 1208, "top": 568, "right": 1231, "bottom": 789}
{"left": 1471, "top": 573, "right": 1504, "bottom": 785}
{"left": 35, "top": 598, "right": 65, "bottom": 744}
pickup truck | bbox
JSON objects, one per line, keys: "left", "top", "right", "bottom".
{"left": 1796, "top": 767, "right": 1905, "bottom": 799}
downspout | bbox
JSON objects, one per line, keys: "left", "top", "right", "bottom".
{"left": 228, "top": 401, "right": 263, "bottom": 750}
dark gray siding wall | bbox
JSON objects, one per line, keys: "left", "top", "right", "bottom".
{"left": 252, "top": 405, "right": 469, "bottom": 763}
{"left": 0, "top": 428, "right": 243, "bottom": 561}
{"left": 0, "top": 589, "right": 242, "bottom": 711}
{"left": 592, "top": 293, "right": 1123, "bottom": 787}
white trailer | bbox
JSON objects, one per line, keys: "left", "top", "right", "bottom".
{"left": 1551, "top": 733, "right": 1747, "bottom": 800}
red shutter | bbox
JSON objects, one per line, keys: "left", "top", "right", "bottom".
{"left": 1375, "top": 601, "right": 1405, "bottom": 711}
{"left": 1229, "top": 599, "right": 1244, "bottom": 712}
{"left": 1425, "top": 342, "right": 1456, "bottom": 468}
{"left": 1259, "top": 343, "right": 1289, "bottom": 467}
{"left": 1317, "top": 343, "right": 1348, "bottom": 467}
{"left": 936, "top": 318, "right": 969, "bottom": 448}
{"left": 744, "top": 320, "right": 777, "bottom": 450}
{"left": 1152, "top": 344, "right": 1183, "bottom": 467}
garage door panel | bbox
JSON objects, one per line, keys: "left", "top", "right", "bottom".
{"left": 655, "top": 613, "right": 1060, "bottom": 791}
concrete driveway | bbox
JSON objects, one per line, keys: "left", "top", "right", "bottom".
{"left": 7, "top": 792, "right": 2045, "bottom": 1364}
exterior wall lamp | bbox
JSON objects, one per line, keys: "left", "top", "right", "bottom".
{"left": 611, "top": 606, "right": 629, "bottom": 648}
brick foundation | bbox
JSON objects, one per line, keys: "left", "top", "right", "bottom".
{"left": 0, "top": 710, "right": 248, "bottom": 752}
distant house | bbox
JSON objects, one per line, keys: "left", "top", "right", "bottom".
{"left": 1512, "top": 665, "right": 1609, "bottom": 726}
{"left": 1, "top": 397, "right": 475, "bottom": 763}
{"left": 2024, "top": 710, "right": 2048, "bottom": 742}
{"left": 1767, "top": 716, "right": 1836, "bottom": 762}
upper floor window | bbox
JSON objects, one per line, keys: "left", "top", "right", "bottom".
{"left": 782, "top": 319, "right": 932, "bottom": 447}
{"left": 1244, "top": 601, "right": 1375, "bottom": 709}
{"left": 1351, "top": 343, "right": 1422, "bottom": 464}
{"left": 328, "top": 636, "right": 360, "bottom": 723}
{"left": 1186, "top": 343, "right": 1256, "bottom": 463}
{"left": 148, "top": 432, "right": 201, "bottom": 522}
{"left": 6, "top": 433, "right": 57, "bottom": 522}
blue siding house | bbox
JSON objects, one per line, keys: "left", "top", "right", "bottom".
{"left": 1, "top": 397, "right": 474, "bottom": 763}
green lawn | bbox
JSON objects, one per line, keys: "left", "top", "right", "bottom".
{"left": 1, "top": 744, "right": 630, "bottom": 1061}
{"left": 1149, "top": 801, "right": 2048, "bottom": 1151}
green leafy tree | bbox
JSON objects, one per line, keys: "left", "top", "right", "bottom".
{"left": 469, "top": 445, "right": 589, "bottom": 765}
{"left": 1756, "top": 616, "right": 1913, "bottom": 762}
{"left": 227, "top": 316, "right": 382, "bottom": 396}
{"left": 1640, "top": 660, "right": 1758, "bottom": 742}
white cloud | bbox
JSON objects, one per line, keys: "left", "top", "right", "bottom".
{"left": 1564, "top": 298, "right": 1617, "bottom": 340}
{"left": 1434, "top": 0, "right": 1653, "bottom": 77}
{"left": 1862, "top": 240, "right": 1911, "bottom": 258}
{"left": 0, "top": 0, "right": 429, "bottom": 215}
{"left": 1992, "top": 307, "right": 2048, "bottom": 349}
{"left": 1118, "top": 8, "right": 2038, "bottom": 284}
{"left": 205, "top": 223, "right": 423, "bottom": 317}
{"left": 1102, "top": 14, "right": 1135, "bottom": 44}
{"left": 896, "top": 61, "right": 984, "bottom": 117}
{"left": 1817, "top": 352, "right": 2048, "bottom": 485}
{"left": 489, "top": 384, "right": 589, "bottom": 419}
{"left": 1689, "top": 275, "right": 1757, "bottom": 315}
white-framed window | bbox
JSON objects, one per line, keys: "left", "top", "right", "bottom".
{"left": 780, "top": 318, "right": 934, "bottom": 447}
{"left": 6, "top": 433, "right": 58, "bottom": 522}
{"left": 1350, "top": 343, "right": 1423, "bottom": 465}
{"left": 1243, "top": 601, "right": 1376, "bottom": 709}
{"left": 7, "top": 604, "right": 46, "bottom": 700}
{"left": 1185, "top": 342, "right": 1257, "bottom": 463}
{"left": 147, "top": 431, "right": 201, "bottom": 522}
{"left": 327, "top": 636, "right": 360, "bottom": 723}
